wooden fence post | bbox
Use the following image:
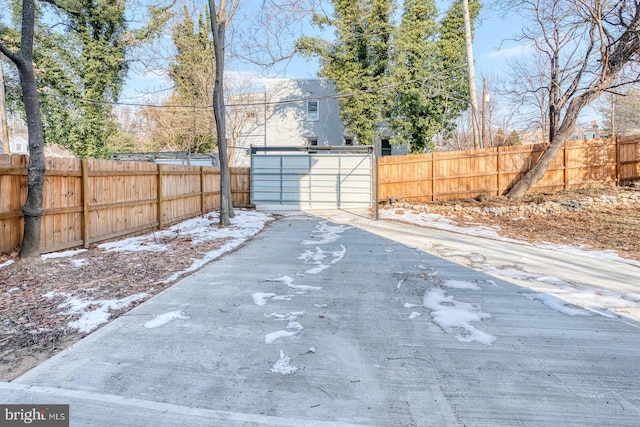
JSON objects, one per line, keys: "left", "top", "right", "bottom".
{"left": 200, "top": 166, "right": 205, "bottom": 216}
{"left": 563, "top": 144, "right": 569, "bottom": 190}
{"left": 157, "top": 164, "right": 164, "bottom": 229}
{"left": 431, "top": 152, "right": 436, "bottom": 201}
{"left": 615, "top": 136, "right": 621, "bottom": 186}
{"left": 81, "top": 159, "right": 90, "bottom": 248}
{"left": 496, "top": 146, "right": 502, "bottom": 196}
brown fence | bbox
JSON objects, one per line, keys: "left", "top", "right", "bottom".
{"left": 0, "top": 156, "right": 251, "bottom": 254}
{"left": 379, "top": 136, "right": 640, "bottom": 202}
{"left": 2, "top": 136, "right": 640, "bottom": 254}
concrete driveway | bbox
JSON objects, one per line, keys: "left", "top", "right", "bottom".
{"left": 1, "top": 213, "right": 639, "bottom": 426}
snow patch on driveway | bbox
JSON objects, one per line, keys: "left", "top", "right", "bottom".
{"left": 144, "top": 310, "right": 189, "bottom": 329}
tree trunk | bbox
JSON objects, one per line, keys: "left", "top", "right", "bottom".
{"left": 548, "top": 54, "right": 559, "bottom": 143}
{"left": 208, "top": 0, "right": 234, "bottom": 226}
{"left": 18, "top": 58, "right": 46, "bottom": 258}
{"left": 507, "top": 95, "right": 589, "bottom": 199}
{"left": 0, "top": 53, "right": 10, "bottom": 155}
{"left": 0, "top": 0, "right": 46, "bottom": 259}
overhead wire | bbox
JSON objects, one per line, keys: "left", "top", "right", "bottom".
{"left": 35, "top": 74, "right": 461, "bottom": 110}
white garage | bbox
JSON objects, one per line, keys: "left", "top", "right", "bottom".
{"left": 250, "top": 146, "right": 374, "bottom": 211}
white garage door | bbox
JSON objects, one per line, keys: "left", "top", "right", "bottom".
{"left": 251, "top": 149, "right": 373, "bottom": 211}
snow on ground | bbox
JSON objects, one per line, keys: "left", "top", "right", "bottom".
{"left": 41, "top": 249, "right": 88, "bottom": 259}
{"left": 441, "top": 279, "right": 481, "bottom": 291}
{"left": 144, "top": 310, "right": 190, "bottom": 329}
{"left": 482, "top": 264, "right": 640, "bottom": 318}
{"left": 403, "top": 270, "right": 496, "bottom": 345}
{"left": 381, "top": 209, "right": 640, "bottom": 266}
{"left": 0, "top": 260, "right": 15, "bottom": 269}
{"left": 383, "top": 209, "right": 640, "bottom": 320}
{"left": 252, "top": 293, "right": 294, "bottom": 306}
{"left": 270, "top": 350, "right": 298, "bottom": 374}
{"left": 3, "top": 287, "right": 20, "bottom": 296}
{"left": 70, "top": 259, "right": 88, "bottom": 268}
{"left": 299, "top": 245, "right": 347, "bottom": 275}
{"left": 44, "top": 291, "right": 149, "bottom": 333}
{"left": 252, "top": 219, "right": 349, "bottom": 370}
{"left": 29, "top": 210, "right": 272, "bottom": 335}
{"left": 267, "top": 275, "right": 323, "bottom": 293}
{"left": 422, "top": 288, "right": 496, "bottom": 345}
{"left": 522, "top": 293, "right": 592, "bottom": 317}
{"left": 96, "top": 210, "right": 271, "bottom": 284}
{"left": 409, "top": 312, "right": 422, "bottom": 320}
{"left": 100, "top": 210, "right": 271, "bottom": 253}
{"left": 264, "top": 311, "right": 305, "bottom": 344}
{"left": 302, "top": 221, "right": 351, "bottom": 245}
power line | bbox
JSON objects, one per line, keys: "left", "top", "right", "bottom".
{"left": 36, "top": 76, "right": 448, "bottom": 110}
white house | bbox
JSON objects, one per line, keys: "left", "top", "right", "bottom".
{"left": 230, "top": 78, "right": 404, "bottom": 166}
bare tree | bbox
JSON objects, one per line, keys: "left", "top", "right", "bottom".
{"left": 208, "top": 0, "right": 239, "bottom": 226}
{"left": 0, "top": 0, "right": 46, "bottom": 259}
{"left": 505, "top": 50, "right": 551, "bottom": 143}
{"left": 141, "top": 101, "right": 215, "bottom": 152}
{"left": 504, "top": 0, "right": 640, "bottom": 199}
{"left": 207, "top": 0, "right": 316, "bottom": 225}
{"left": 609, "top": 87, "right": 640, "bottom": 136}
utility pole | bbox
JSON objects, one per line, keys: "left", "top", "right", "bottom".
{"left": 481, "top": 77, "right": 487, "bottom": 147}
{"left": 462, "top": 0, "right": 481, "bottom": 149}
{"left": 610, "top": 94, "right": 616, "bottom": 139}
{"left": 0, "top": 53, "right": 10, "bottom": 155}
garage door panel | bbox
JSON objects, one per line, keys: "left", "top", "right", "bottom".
{"left": 251, "top": 153, "right": 372, "bottom": 210}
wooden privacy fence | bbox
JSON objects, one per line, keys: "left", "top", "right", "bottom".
{"left": 379, "top": 136, "right": 640, "bottom": 202}
{"left": 0, "top": 156, "right": 250, "bottom": 254}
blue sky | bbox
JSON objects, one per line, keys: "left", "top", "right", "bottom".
{"left": 122, "top": 1, "right": 528, "bottom": 101}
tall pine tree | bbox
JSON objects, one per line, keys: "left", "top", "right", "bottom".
{"left": 388, "top": 0, "right": 440, "bottom": 153}
{"left": 142, "top": 5, "right": 216, "bottom": 153}
{"left": 299, "top": 0, "right": 480, "bottom": 152}
{"left": 390, "top": 0, "right": 480, "bottom": 153}
{"left": 36, "top": 0, "right": 129, "bottom": 158}
{"left": 298, "top": 0, "right": 392, "bottom": 146}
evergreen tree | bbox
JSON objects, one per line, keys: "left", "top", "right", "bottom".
{"left": 299, "top": 0, "right": 479, "bottom": 151}
{"left": 3, "top": 1, "right": 170, "bottom": 158}
{"left": 388, "top": 0, "right": 440, "bottom": 153}
{"left": 39, "top": 1, "right": 128, "bottom": 158}
{"left": 143, "top": 5, "right": 216, "bottom": 153}
{"left": 507, "top": 130, "right": 521, "bottom": 146}
{"left": 298, "top": 0, "right": 392, "bottom": 146}
{"left": 433, "top": 0, "right": 480, "bottom": 147}
{"left": 170, "top": 7, "right": 215, "bottom": 102}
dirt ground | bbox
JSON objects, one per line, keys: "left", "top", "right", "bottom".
{"left": 401, "top": 185, "right": 640, "bottom": 262}
{"left": 1, "top": 185, "right": 639, "bottom": 381}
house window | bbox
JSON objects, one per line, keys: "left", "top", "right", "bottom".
{"left": 15, "top": 143, "right": 23, "bottom": 152}
{"left": 307, "top": 100, "right": 319, "bottom": 120}
{"left": 381, "top": 139, "right": 392, "bottom": 156}
{"left": 344, "top": 137, "right": 354, "bottom": 146}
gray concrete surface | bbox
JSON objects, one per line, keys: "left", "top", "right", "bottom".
{"left": 2, "top": 213, "right": 640, "bottom": 426}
